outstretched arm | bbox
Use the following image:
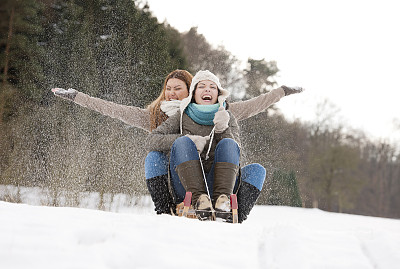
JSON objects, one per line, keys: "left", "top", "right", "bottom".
{"left": 229, "top": 86, "right": 304, "bottom": 121}
{"left": 52, "top": 88, "right": 151, "bottom": 132}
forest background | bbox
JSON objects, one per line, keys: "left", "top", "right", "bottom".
{"left": 0, "top": 0, "right": 399, "bottom": 219}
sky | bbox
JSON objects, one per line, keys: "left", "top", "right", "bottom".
{"left": 1, "top": 188, "right": 400, "bottom": 268}
{"left": 144, "top": 0, "right": 400, "bottom": 143}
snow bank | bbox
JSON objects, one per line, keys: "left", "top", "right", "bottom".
{"left": 1, "top": 201, "right": 399, "bottom": 269}
{"left": 0, "top": 185, "right": 152, "bottom": 212}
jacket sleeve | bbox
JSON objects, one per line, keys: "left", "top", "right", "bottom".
{"left": 74, "top": 91, "right": 151, "bottom": 132}
{"left": 229, "top": 87, "right": 285, "bottom": 121}
{"left": 146, "top": 113, "right": 182, "bottom": 153}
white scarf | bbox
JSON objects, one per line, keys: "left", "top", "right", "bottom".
{"left": 160, "top": 100, "right": 181, "bottom": 117}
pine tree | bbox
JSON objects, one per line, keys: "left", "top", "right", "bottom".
{"left": 243, "top": 58, "right": 279, "bottom": 100}
{"left": 0, "top": 0, "right": 46, "bottom": 119}
{"left": 286, "top": 171, "right": 302, "bottom": 207}
{"left": 164, "top": 23, "right": 188, "bottom": 70}
{"left": 267, "top": 169, "right": 302, "bottom": 207}
{"left": 181, "top": 27, "right": 240, "bottom": 86}
{"left": 42, "top": 0, "right": 100, "bottom": 96}
{"left": 33, "top": 0, "right": 182, "bottom": 195}
{"left": 267, "top": 170, "right": 286, "bottom": 206}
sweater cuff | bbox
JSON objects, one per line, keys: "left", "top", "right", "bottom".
{"left": 73, "top": 91, "right": 87, "bottom": 105}
{"left": 275, "top": 87, "right": 286, "bottom": 98}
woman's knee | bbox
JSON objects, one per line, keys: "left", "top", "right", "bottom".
{"left": 216, "top": 138, "right": 239, "bottom": 151}
{"left": 145, "top": 151, "right": 168, "bottom": 179}
{"left": 145, "top": 151, "right": 167, "bottom": 164}
{"left": 215, "top": 138, "right": 240, "bottom": 164}
{"left": 249, "top": 163, "right": 266, "bottom": 176}
{"left": 172, "top": 136, "right": 196, "bottom": 151}
{"left": 170, "top": 136, "right": 198, "bottom": 165}
{"left": 241, "top": 163, "right": 266, "bottom": 191}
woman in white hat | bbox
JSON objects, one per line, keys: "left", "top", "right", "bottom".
{"left": 52, "top": 69, "right": 303, "bottom": 221}
{"left": 147, "top": 70, "right": 238, "bottom": 220}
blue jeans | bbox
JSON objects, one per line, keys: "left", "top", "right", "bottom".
{"left": 145, "top": 139, "right": 266, "bottom": 203}
{"left": 170, "top": 137, "right": 240, "bottom": 202}
{"left": 145, "top": 151, "right": 169, "bottom": 179}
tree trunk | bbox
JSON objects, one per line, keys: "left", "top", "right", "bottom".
{"left": 1, "top": 7, "right": 15, "bottom": 126}
{"left": 2, "top": 7, "right": 15, "bottom": 87}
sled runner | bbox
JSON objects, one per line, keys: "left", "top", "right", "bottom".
{"left": 176, "top": 192, "right": 197, "bottom": 219}
{"left": 177, "top": 192, "right": 238, "bottom": 223}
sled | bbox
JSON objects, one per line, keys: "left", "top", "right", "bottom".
{"left": 177, "top": 192, "right": 238, "bottom": 223}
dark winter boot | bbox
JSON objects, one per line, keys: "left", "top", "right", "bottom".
{"left": 175, "top": 160, "right": 207, "bottom": 204}
{"left": 194, "top": 194, "right": 214, "bottom": 221}
{"left": 175, "top": 160, "right": 213, "bottom": 220}
{"left": 237, "top": 181, "right": 261, "bottom": 223}
{"left": 213, "top": 162, "right": 239, "bottom": 220}
{"left": 146, "top": 174, "right": 175, "bottom": 215}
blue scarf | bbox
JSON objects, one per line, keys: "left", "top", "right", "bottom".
{"left": 185, "top": 103, "right": 221, "bottom": 125}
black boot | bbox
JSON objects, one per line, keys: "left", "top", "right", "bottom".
{"left": 237, "top": 181, "right": 261, "bottom": 223}
{"left": 146, "top": 174, "right": 175, "bottom": 215}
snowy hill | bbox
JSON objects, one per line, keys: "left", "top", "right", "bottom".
{"left": 1, "top": 201, "right": 399, "bottom": 269}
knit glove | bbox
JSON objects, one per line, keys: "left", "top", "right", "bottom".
{"left": 281, "top": 85, "right": 305, "bottom": 96}
{"left": 51, "top": 88, "right": 78, "bottom": 101}
{"left": 186, "top": 135, "right": 210, "bottom": 154}
{"left": 213, "top": 107, "right": 230, "bottom": 133}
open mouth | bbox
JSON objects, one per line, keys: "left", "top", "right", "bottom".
{"left": 202, "top": 95, "right": 212, "bottom": 101}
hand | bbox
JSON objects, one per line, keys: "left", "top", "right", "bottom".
{"left": 213, "top": 107, "right": 230, "bottom": 133}
{"left": 186, "top": 135, "right": 210, "bottom": 154}
{"left": 281, "top": 85, "right": 305, "bottom": 96}
{"left": 51, "top": 88, "right": 78, "bottom": 101}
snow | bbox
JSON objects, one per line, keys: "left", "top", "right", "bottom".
{"left": 1, "top": 201, "right": 399, "bottom": 269}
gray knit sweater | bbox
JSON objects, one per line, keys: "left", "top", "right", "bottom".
{"left": 146, "top": 111, "right": 240, "bottom": 173}
{"left": 73, "top": 87, "right": 285, "bottom": 132}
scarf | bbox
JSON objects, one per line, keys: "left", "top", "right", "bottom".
{"left": 185, "top": 103, "right": 221, "bottom": 125}
{"left": 160, "top": 100, "right": 181, "bottom": 117}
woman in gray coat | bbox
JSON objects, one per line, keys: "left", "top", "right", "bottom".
{"left": 147, "top": 70, "right": 240, "bottom": 220}
{"left": 147, "top": 70, "right": 303, "bottom": 221}
{"left": 52, "top": 70, "right": 303, "bottom": 221}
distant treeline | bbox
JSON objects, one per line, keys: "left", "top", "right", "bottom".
{"left": 1, "top": 0, "right": 399, "bottom": 218}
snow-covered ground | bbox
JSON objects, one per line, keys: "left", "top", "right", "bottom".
{"left": 1, "top": 199, "right": 399, "bottom": 269}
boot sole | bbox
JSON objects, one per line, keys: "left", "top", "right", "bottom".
{"left": 215, "top": 210, "right": 233, "bottom": 222}
{"left": 195, "top": 209, "right": 215, "bottom": 221}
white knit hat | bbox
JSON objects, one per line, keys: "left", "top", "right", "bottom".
{"left": 179, "top": 70, "right": 230, "bottom": 115}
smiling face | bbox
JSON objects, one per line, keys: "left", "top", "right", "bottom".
{"left": 194, "top": 80, "right": 219, "bottom": 105}
{"left": 165, "top": 78, "right": 189, "bottom": 101}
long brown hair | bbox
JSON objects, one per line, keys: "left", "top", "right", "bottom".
{"left": 147, "top": 70, "right": 193, "bottom": 131}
